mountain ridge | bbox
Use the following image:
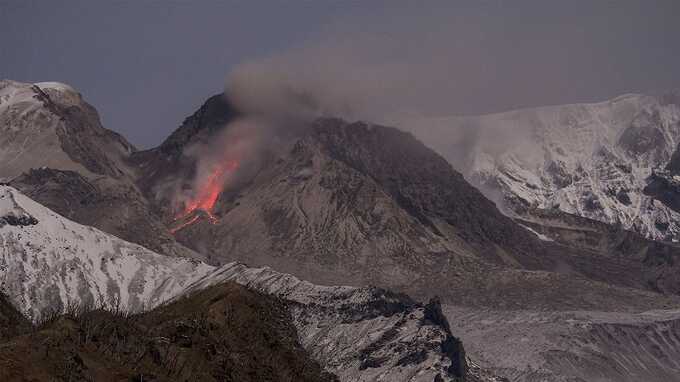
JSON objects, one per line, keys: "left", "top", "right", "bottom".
{"left": 401, "top": 91, "right": 680, "bottom": 243}
{"left": 0, "top": 184, "right": 473, "bottom": 381}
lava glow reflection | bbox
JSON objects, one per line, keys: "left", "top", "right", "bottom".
{"left": 170, "top": 159, "right": 239, "bottom": 233}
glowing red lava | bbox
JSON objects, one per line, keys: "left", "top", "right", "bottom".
{"left": 169, "top": 215, "right": 200, "bottom": 234}
{"left": 170, "top": 159, "right": 239, "bottom": 234}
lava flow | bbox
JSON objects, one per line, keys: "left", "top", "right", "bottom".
{"left": 170, "top": 159, "right": 239, "bottom": 234}
{"left": 169, "top": 215, "right": 200, "bottom": 234}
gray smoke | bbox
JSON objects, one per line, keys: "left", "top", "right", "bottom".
{"left": 219, "top": 1, "right": 679, "bottom": 177}
{"left": 220, "top": 5, "right": 539, "bottom": 174}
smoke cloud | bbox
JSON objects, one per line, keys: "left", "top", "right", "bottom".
{"left": 220, "top": 4, "right": 549, "bottom": 174}
{"left": 224, "top": 7, "right": 458, "bottom": 123}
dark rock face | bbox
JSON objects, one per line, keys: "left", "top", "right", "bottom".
{"left": 0, "top": 283, "right": 336, "bottom": 382}
{"left": 423, "top": 298, "right": 467, "bottom": 378}
{"left": 638, "top": 124, "right": 680, "bottom": 227}
{"left": 0, "top": 214, "right": 38, "bottom": 227}
{"left": 644, "top": 171, "right": 680, "bottom": 214}
{"left": 9, "top": 168, "right": 97, "bottom": 213}
{"left": 616, "top": 189, "right": 632, "bottom": 206}
{"left": 546, "top": 160, "right": 572, "bottom": 188}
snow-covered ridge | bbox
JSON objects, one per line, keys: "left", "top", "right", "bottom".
{"left": 0, "top": 186, "right": 214, "bottom": 319}
{"left": 0, "top": 185, "right": 466, "bottom": 382}
{"left": 401, "top": 92, "right": 680, "bottom": 242}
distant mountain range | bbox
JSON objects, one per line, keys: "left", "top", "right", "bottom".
{"left": 2, "top": 78, "right": 680, "bottom": 381}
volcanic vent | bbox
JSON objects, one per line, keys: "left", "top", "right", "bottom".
{"left": 171, "top": 158, "right": 239, "bottom": 233}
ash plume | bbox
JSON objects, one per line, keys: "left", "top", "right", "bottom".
{"left": 186, "top": 2, "right": 640, "bottom": 210}
{"left": 219, "top": 5, "right": 541, "bottom": 174}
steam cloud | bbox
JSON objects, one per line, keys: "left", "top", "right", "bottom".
{"left": 220, "top": 5, "right": 543, "bottom": 175}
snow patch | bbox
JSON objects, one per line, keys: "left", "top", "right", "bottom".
{"left": 518, "top": 223, "right": 554, "bottom": 242}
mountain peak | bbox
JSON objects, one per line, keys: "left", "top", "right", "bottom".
{"left": 158, "top": 92, "right": 238, "bottom": 156}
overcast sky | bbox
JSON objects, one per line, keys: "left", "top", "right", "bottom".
{"left": 2, "top": 0, "right": 679, "bottom": 148}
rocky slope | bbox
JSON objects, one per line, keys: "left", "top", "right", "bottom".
{"left": 401, "top": 91, "right": 680, "bottom": 243}
{"left": 0, "top": 185, "right": 472, "bottom": 381}
{"left": 0, "top": 79, "right": 193, "bottom": 258}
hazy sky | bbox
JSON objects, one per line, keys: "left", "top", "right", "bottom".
{"left": 2, "top": 0, "right": 679, "bottom": 148}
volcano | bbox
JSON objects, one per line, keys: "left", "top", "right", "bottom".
{"left": 4, "top": 80, "right": 680, "bottom": 381}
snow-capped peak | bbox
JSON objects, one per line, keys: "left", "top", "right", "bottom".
{"left": 400, "top": 92, "right": 680, "bottom": 241}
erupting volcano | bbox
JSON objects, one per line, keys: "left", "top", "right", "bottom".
{"left": 170, "top": 159, "right": 239, "bottom": 234}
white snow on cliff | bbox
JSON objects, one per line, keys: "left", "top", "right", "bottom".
{"left": 401, "top": 92, "right": 680, "bottom": 242}
{"left": 0, "top": 185, "right": 214, "bottom": 319}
